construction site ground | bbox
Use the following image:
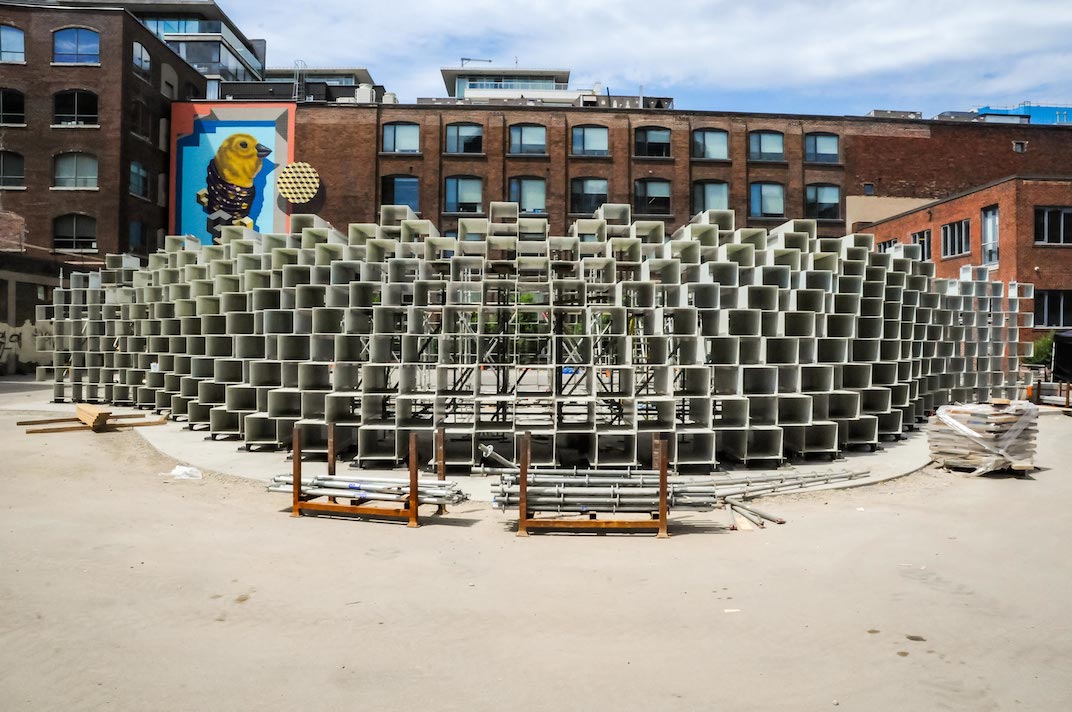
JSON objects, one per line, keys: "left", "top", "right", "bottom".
{"left": 1, "top": 377, "right": 1069, "bottom": 711}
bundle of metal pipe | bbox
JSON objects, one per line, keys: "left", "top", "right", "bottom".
{"left": 489, "top": 468, "right": 869, "bottom": 513}
{"left": 269, "top": 474, "right": 469, "bottom": 506}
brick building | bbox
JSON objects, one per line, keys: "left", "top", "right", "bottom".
{"left": 867, "top": 176, "right": 1072, "bottom": 339}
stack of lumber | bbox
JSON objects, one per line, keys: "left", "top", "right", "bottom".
{"left": 927, "top": 399, "right": 1038, "bottom": 475}
{"left": 17, "top": 404, "right": 167, "bottom": 435}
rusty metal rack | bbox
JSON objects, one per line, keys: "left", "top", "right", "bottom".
{"left": 515, "top": 433, "right": 670, "bottom": 538}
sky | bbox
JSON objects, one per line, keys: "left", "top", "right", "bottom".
{"left": 226, "top": 0, "right": 1072, "bottom": 117}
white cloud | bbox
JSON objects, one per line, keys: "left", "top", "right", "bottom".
{"left": 224, "top": 0, "right": 1072, "bottom": 110}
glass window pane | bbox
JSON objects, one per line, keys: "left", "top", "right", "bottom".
{"left": 458, "top": 178, "right": 481, "bottom": 203}
{"left": 817, "top": 185, "right": 839, "bottom": 203}
{"left": 395, "top": 124, "right": 419, "bottom": 151}
{"left": 815, "top": 135, "right": 838, "bottom": 154}
{"left": 701, "top": 182, "right": 728, "bottom": 210}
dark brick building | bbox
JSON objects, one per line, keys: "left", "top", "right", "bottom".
{"left": 276, "top": 103, "right": 1072, "bottom": 240}
{"left": 867, "top": 176, "right": 1072, "bottom": 340}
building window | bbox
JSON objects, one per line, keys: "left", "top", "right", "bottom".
{"left": 635, "top": 178, "right": 671, "bottom": 215}
{"left": 805, "top": 133, "right": 839, "bottom": 162}
{"left": 53, "top": 28, "right": 100, "bottom": 64}
{"left": 1034, "top": 206, "right": 1072, "bottom": 244}
{"left": 1013, "top": 141, "right": 1028, "bottom": 153}
{"left": 129, "top": 221, "right": 144, "bottom": 252}
{"left": 634, "top": 127, "right": 671, "bottom": 157}
{"left": 692, "top": 128, "right": 728, "bottom": 159}
{"left": 53, "top": 152, "right": 98, "bottom": 188}
{"left": 445, "top": 123, "right": 482, "bottom": 154}
{"left": 53, "top": 90, "right": 98, "bottom": 125}
{"left": 509, "top": 124, "right": 547, "bottom": 155}
{"left": 0, "top": 88, "right": 24, "bottom": 124}
{"left": 509, "top": 177, "right": 547, "bottom": 214}
{"left": 132, "top": 42, "right": 151, "bottom": 81}
{"left": 748, "top": 131, "right": 784, "bottom": 161}
{"left": 382, "top": 122, "right": 420, "bottom": 153}
{"left": 863, "top": 182, "right": 875, "bottom": 196}
{"left": 1036, "top": 290, "right": 1072, "bottom": 327}
{"left": 912, "top": 229, "right": 932, "bottom": 261}
{"left": 749, "top": 182, "right": 784, "bottom": 218}
{"left": 805, "top": 184, "right": 840, "bottom": 220}
{"left": 1, "top": 25, "right": 25, "bottom": 62}
{"left": 572, "top": 125, "right": 608, "bottom": 156}
{"left": 444, "top": 176, "right": 482, "bottom": 213}
{"left": 381, "top": 175, "right": 419, "bottom": 212}
{"left": 571, "top": 178, "right": 608, "bottom": 215}
{"left": 129, "top": 100, "right": 152, "bottom": 138}
{"left": 981, "top": 205, "right": 999, "bottom": 265}
{"left": 692, "top": 180, "right": 728, "bottom": 213}
{"left": 0, "top": 151, "right": 24, "bottom": 187}
{"left": 130, "top": 161, "right": 150, "bottom": 199}
{"left": 53, "top": 214, "right": 97, "bottom": 251}
{"left": 940, "top": 219, "right": 970, "bottom": 258}
{"left": 876, "top": 239, "right": 897, "bottom": 254}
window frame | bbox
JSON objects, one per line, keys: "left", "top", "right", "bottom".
{"left": 445, "top": 122, "right": 483, "bottom": 154}
{"left": 52, "top": 151, "right": 98, "bottom": 189}
{"left": 570, "top": 177, "right": 608, "bottom": 215}
{"left": 129, "top": 161, "right": 150, "bottom": 199}
{"left": 0, "top": 88, "right": 25, "bottom": 124}
{"left": 691, "top": 128, "right": 729, "bottom": 160}
{"left": 748, "top": 130, "right": 785, "bottom": 161}
{"left": 132, "top": 41, "right": 151, "bottom": 82}
{"left": 508, "top": 123, "right": 547, "bottom": 155}
{"left": 508, "top": 176, "right": 547, "bottom": 214}
{"left": 443, "top": 175, "right": 483, "bottom": 214}
{"left": 53, "top": 89, "right": 99, "bottom": 126}
{"left": 805, "top": 183, "right": 841, "bottom": 220}
{"left": 571, "top": 125, "right": 609, "bottom": 156}
{"left": 691, "top": 180, "right": 729, "bottom": 213}
{"left": 980, "top": 204, "right": 999, "bottom": 266}
{"left": 804, "top": 132, "right": 839, "bottom": 163}
{"left": 749, "top": 182, "right": 785, "bottom": 218}
{"left": 940, "top": 218, "right": 971, "bottom": 258}
{"left": 382, "top": 121, "right": 420, "bottom": 153}
{"left": 0, "top": 24, "right": 26, "bottom": 63}
{"left": 634, "top": 126, "right": 671, "bottom": 158}
{"left": 911, "top": 229, "right": 932, "bottom": 261}
{"left": 380, "top": 174, "right": 420, "bottom": 213}
{"left": 0, "top": 150, "right": 25, "bottom": 187}
{"left": 52, "top": 27, "right": 100, "bottom": 64}
{"left": 876, "top": 239, "right": 897, "bottom": 254}
{"left": 1035, "top": 290, "right": 1072, "bottom": 328}
{"left": 129, "top": 99, "right": 152, "bottom": 139}
{"left": 634, "top": 177, "right": 672, "bottom": 215}
{"left": 52, "top": 213, "right": 97, "bottom": 252}
{"left": 1034, "top": 206, "right": 1072, "bottom": 245}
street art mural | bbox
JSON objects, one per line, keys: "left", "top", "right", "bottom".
{"left": 0, "top": 320, "right": 53, "bottom": 374}
{"left": 171, "top": 103, "right": 296, "bottom": 244}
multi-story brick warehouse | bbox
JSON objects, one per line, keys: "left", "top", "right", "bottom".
{"left": 197, "top": 101, "right": 1072, "bottom": 241}
{"left": 867, "top": 176, "right": 1072, "bottom": 341}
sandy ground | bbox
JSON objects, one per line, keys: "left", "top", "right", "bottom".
{"left": 1, "top": 381, "right": 1070, "bottom": 711}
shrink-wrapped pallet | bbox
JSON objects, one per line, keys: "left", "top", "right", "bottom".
{"left": 927, "top": 400, "right": 1038, "bottom": 475}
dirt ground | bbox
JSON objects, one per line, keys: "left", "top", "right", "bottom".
{"left": 1, "top": 383, "right": 1070, "bottom": 711}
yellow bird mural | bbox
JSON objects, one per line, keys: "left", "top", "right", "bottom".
{"left": 196, "top": 133, "right": 271, "bottom": 240}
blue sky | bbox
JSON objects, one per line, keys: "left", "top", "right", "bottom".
{"left": 226, "top": 0, "right": 1072, "bottom": 117}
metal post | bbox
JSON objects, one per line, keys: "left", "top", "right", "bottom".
{"left": 657, "top": 437, "right": 669, "bottom": 539}
{"left": 517, "top": 431, "right": 530, "bottom": 536}
{"left": 436, "top": 425, "right": 447, "bottom": 515}
{"left": 291, "top": 427, "right": 301, "bottom": 517}
{"left": 407, "top": 432, "right": 420, "bottom": 528}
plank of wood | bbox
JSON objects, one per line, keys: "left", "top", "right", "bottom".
{"left": 25, "top": 425, "right": 93, "bottom": 434}
{"left": 16, "top": 417, "right": 80, "bottom": 426}
{"left": 110, "top": 416, "right": 168, "bottom": 429}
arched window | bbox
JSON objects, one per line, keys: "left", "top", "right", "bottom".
{"left": 382, "top": 122, "right": 420, "bottom": 153}
{"left": 53, "top": 90, "right": 98, "bottom": 125}
{"left": 749, "top": 182, "right": 784, "bottom": 218}
{"left": 1, "top": 25, "right": 25, "bottom": 62}
{"left": 508, "top": 176, "right": 546, "bottom": 214}
{"left": 445, "top": 122, "right": 482, "bottom": 154}
{"left": 53, "top": 152, "right": 98, "bottom": 188}
{"left": 444, "top": 176, "right": 482, "bottom": 213}
{"left": 132, "top": 41, "right": 151, "bottom": 81}
{"left": 509, "top": 124, "right": 546, "bottom": 155}
{"left": 53, "top": 214, "right": 97, "bottom": 252}
{"left": 570, "top": 177, "right": 608, "bottom": 214}
{"left": 635, "top": 178, "right": 671, "bottom": 214}
{"left": 748, "top": 130, "right": 784, "bottom": 161}
{"left": 805, "top": 183, "right": 840, "bottom": 220}
{"left": 53, "top": 27, "right": 99, "bottom": 64}
{"left": 634, "top": 126, "right": 671, "bottom": 157}
{"left": 692, "top": 128, "right": 728, "bottom": 159}
{"left": 805, "top": 132, "right": 839, "bottom": 163}
{"left": 0, "top": 151, "right": 25, "bottom": 187}
{"left": 692, "top": 180, "right": 729, "bottom": 213}
{"left": 0, "top": 88, "right": 24, "bottom": 124}
{"left": 572, "top": 125, "right": 609, "bottom": 156}
{"left": 381, "top": 175, "right": 419, "bottom": 212}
